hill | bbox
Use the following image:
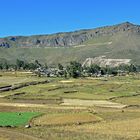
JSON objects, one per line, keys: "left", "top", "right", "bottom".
{"left": 0, "top": 22, "right": 140, "bottom": 65}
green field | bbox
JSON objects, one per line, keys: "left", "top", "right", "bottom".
{"left": 0, "top": 112, "right": 40, "bottom": 127}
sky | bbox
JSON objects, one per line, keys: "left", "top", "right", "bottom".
{"left": 0, "top": 0, "right": 140, "bottom": 37}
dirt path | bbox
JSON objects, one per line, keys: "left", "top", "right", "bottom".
{"left": 0, "top": 128, "right": 42, "bottom": 140}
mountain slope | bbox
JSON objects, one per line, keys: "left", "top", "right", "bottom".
{"left": 0, "top": 22, "right": 140, "bottom": 65}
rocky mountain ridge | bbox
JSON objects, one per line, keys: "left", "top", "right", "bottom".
{"left": 0, "top": 22, "right": 140, "bottom": 48}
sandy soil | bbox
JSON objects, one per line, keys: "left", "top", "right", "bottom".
{"left": 61, "top": 99, "right": 127, "bottom": 109}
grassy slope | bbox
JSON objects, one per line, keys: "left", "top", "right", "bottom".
{"left": 0, "top": 33, "right": 140, "bottom": 65}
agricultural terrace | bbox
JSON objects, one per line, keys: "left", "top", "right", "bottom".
{"left": 0, "top": 71, "right": 140, "bottom": 140}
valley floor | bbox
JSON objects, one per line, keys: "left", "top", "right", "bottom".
{"left": 0, "top": 71, "right": 140, "bottom": 140}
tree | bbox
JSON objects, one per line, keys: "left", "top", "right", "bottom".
{"left": 101, "top": 67, "right": 107, "bottom": 75}
{"left": 87, "top": 64, "right": 101, "bottom": 75}
{"left": 5, "top": 63, "right": 9, "bottom": 70}
{"left": 35, "top": 60, "right": 41, "bottom": 67}
{"left": 105, "top": 67, "right": 118, "bottom": 75}
{"left": 118, "top": 64, "right": 130, "bottom": 72}
{"left": 0, "top": 63, "right": 3, "bottom": 70}
{"left": 1, "top": 62, "right": 9, "bottom": 70}
{"left": 29, "top": 63, "right": 38, "bottom": 70}
{"left": 16, "top": 59, "right": 25, "bottom": 69}
{"left": 67, "top": 61, "right": 82, "bottom": 78}
{"left": 136, "top": 65, "right": 140, "bottom": 72}
{"left": 129, "top": 64, "right": 137, "bottom": 72}
{"left": 64, "top": 70, "right": 67, "bottom": 78}
{"left": 58, "top": 63, "right": 63, "bottom": 70}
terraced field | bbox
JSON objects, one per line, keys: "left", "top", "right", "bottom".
{"left": 61, "top": 99, "right": 127, "bottom": 108}
{"left": 32, "top": 112, "right": 101, "bottom": 126}
{"left": 0, "top": 112, "right": 40, "bottom": 127}
{"left": 0, "top": 72, "right": 140, "bottom": 140}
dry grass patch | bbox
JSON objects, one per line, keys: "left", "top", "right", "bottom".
{"left": 115, "top": 95, "right": 140, "bottom": 106}
{"left": 61, "top": 99, "right": 127, "bottom": 108}
{"left": 32, "top": 112, "right": 101, "bottom": 126}
{"left": 62, "top": 118, "right": 140, "bottom": 139}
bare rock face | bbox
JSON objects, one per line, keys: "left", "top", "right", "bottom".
{"left": 0, "top": 39, "right": 10, "bottom": 48}
{"left": 82, "top": 56, "right": 131, "bottom": 67}
{"left": 0, "top": 22, "right": 140, "bottom": 48}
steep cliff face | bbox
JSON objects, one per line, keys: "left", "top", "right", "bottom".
{"left": 1, "top": 22, "right": 140, "bottom": 48}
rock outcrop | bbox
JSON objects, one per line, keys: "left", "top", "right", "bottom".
{"left": 82, "top": 56, "right": 131, "bottom": 67}
{"left": 0, "top": 22, "right": 140, "bottom": 48}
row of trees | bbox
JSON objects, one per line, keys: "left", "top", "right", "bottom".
{"left": 58, "top": 61, "right": 140, "bottom": 78}
{"left": 0, "top": 59, "right": 40, "bottom": 70}
{"left": 0, "top": 59, "right": 140, "bottom": 78}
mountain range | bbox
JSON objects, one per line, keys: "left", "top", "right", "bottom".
{"left": 0, "top": 22, "right": 140, "bottom": 65}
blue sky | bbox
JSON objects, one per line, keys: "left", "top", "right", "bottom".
{"left": 0, "top": 0, "right": 140, "bottom": 37}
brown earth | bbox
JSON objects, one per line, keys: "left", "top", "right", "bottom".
{"left": 0, "top": 128, "right": 42, "bottom": 140}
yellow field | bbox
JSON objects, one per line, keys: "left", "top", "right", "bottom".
{"left": 32, "top": 112, "right": 102, "bottom": 126}
{"left": 61, "top": 118, "right": 140, "bottom": 139}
